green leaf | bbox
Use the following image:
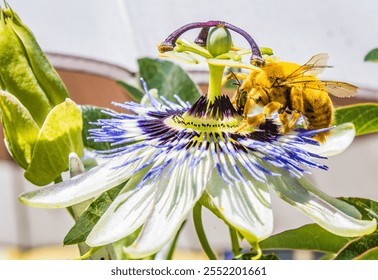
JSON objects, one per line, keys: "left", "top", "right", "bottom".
{"left": 260, "top": 224, "right": 354, "bottom": 253}
{"left": 24, "top": 99, "right": 83, "bottom": 186}
{"left": 64, "top": 184, "right": 123, "bottom": 245}
{"left": 339, "top": 197, "right": 378, "bottom": 221}
{"left": 364, "top": 48, "right": 378, "bottom": 62}
{"left": 138, "top": 58, "right": 201, "bottom": 104}
{"left": 333, "top": 197, "right": 378, "bottom": 259}
{"left": 81, "top": 105, "right": 114, "bottom": 151}
{"left": 333, "top": 232, "right": 378, "bottom": 260}
{"left": 354, "top": 247, "right": 378, "bottom": 260}
{"left": 335, "top": 104, "right": 378, "bottom": 136}
{"left": 116, "top": 80, "right": 144, "bottom": 102}
{"left": 259, "top": 253, "right": 280, "bottom": 260}
{"left": 0, "top": 90, "right": 39, "bottom": 169}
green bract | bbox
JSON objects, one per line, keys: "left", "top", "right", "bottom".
{"left": 0, "top": 90, "right": 39, "bottom": 169}
{"left": 24, "top": 99, "right": 84, "bottom": 185}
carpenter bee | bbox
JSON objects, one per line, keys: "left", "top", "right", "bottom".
{"left": 230, "top": 53, "right": 357, "bottom": 142}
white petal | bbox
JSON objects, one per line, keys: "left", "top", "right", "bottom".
{"left": 124, "top": 151, "right": 213, "bottom": 258}
{"left": 269, "top": 169, "right": 376, "bottom": 237}
{"left": 205, "top": 162, "right": 273, "bottom": 244}
{"left": 19, "top": 149, "right": 154, "bottom": 208}
{"left": 298, "top": 123, "right": 355, "bottom": 157}
{"left": 86, "top": 168, "right": 157, "bottom": 246}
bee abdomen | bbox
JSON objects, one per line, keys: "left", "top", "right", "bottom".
{"left": 303, "top": 98, "right": 334, "bottom": 130}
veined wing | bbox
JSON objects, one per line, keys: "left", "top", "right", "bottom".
{"left": 280, "top": 53, "right": 331, "bottom": 85}
{"left": 322, "top": 81, "right": 357, "bottom": 97}
{"left": 284, "top": 79, "right": 358, "bottom": 97}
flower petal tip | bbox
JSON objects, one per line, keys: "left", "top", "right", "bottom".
{"left": 298, "top": 122, "right": 356, "bottom": 157}
{"left": 333, "top": 218, "right": 377, "bottom": 238}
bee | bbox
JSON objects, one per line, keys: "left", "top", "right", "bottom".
{"left": 230, "top": 53, "right": 357, "bottom": 142}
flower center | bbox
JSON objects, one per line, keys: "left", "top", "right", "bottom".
{"left": 164, "top": 95, "right": 244, "bottom": 134}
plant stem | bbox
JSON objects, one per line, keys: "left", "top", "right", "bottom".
{"left": 252, "top": 242, "right": 262, "bottom": 260}
{"left": 229, "top": 226, "right": 242, "bottom": 259}
{"left": 166, "top": 221, "right": 186, "bottom": 260}
{"left": 193, "top": 202, "right": 217, "bottom": 260}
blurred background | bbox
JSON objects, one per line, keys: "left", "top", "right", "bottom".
{"left": 1, "top": 0, "right": 378, "bottom": 259}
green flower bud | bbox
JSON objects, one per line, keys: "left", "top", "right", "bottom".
{"left": 206, "top": 26, "right": 232, "bottom": 58}
{"left": 0, "top": 7, "right": 69, "bottom": 126}
{"left": 0, "top": 7, "right": 83, "bottom": 186}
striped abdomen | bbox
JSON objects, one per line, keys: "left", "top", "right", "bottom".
{"left": 302, "top": 91, "right": 334, "bottom": 130}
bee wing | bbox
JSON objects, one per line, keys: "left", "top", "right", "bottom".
{"left": 322, "top": 81, "right": 358, "bottom": 97}
{"left": 285, "top": 80, "right": 358, "bottom": 98}
{"left": 281, "top": 53, "right": 331, "bottom": 85}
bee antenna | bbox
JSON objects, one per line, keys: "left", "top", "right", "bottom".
{"left": 228, "top": 70, "right": 241, "bottom": 87}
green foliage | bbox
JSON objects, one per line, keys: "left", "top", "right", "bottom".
{"left": 81, "top": 105, "right": 114, "bottom": 151}
{"left": 137, "top": 58, "right": 201, "bottom": 103}
{"left": 260, "top": 224, "right": 353, "bottom": 253}
{"left": 354, "top": 248, "right": 378, "bottom": 260}
{"left": 340, "top": 197, "right": 378, "bottom": 221}
{"left": 364, "top": 48, "right": 378, "bottom": 62}
{"left": 333, "top": 233, "right": 378, "bottom": 260}
{"left": 64, "top": 185, "right": 124, "bottom": 245}
{"left": 117, "top": 58, "right": 201, "bottom": 106}
{"left": 335, "top": 104, "right": 378, "bottom": 136}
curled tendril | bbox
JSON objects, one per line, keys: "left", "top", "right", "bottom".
{"left": 158, "top": 20, "right": 264, "bottom": 65}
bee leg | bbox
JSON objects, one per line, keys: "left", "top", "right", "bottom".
{"left": 246, "top": 113, "right": 266, "bottom": 127}
{"left": 278, "top": 112, "right": 290, "bottom": 133}
{"left": 247, "top": 101, "right": 282, "bottom": 128}
{"left": 288, "top": 111, "right": 301, "bottom": 128}
{"left": 313, "top": 133, "right": 328, "bottom": 143}
{"left": 286, "top": 87, "right": 304, "bottom": 130}
{"left": 280, "top": 111, "right": 301, "bottom": 133}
